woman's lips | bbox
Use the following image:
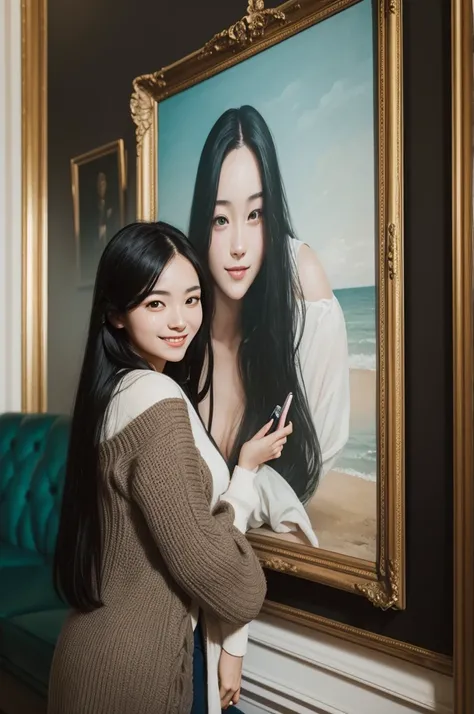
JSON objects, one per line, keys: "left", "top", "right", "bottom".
{"left": 225, "top": 266, "right": 249, "bottom": 281}
{"left": 160, "top": 335, "right": 188, "bottom": 348}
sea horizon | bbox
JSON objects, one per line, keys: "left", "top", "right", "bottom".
{"left": 334, "top": 284, "right": 376, "bottom": 372}
{"left": 332, "top": 284, "right": 377, "bottom": 481}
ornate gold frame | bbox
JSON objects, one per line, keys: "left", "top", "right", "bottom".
{"left": 452, "top": 0, "right": 474, "bottom": 709}
{"left": 132, "top": 0, "right": 405, "bottom": 609}
{"left": 70, "top": 139, "right": 127, "bottom": 288}
{"left": 21, "top": 0, "right": 48, "bottom": 412}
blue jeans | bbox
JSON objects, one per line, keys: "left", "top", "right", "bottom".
{"left": 191, "top": 621, "right": 243, "bottom": 714}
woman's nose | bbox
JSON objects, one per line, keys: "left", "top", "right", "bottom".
{"left": 231, "top": 245, "right": 246, "bottom": 260}
{"left": 230, "top": 224, "right": 247, "bottom": 260}
{"left": 167, "top": 310, "right": 186, "bottom": 331}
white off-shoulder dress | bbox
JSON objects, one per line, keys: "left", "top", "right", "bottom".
{"left": 290, "top": 237, "right": 350, "bottom": 478}
{"left": 249, "top": 238, "right": 350, "bottom": 538}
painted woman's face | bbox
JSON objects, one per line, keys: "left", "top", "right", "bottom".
{"left": 208, "top": 145, "right": 265, "bottom": 301}
{"left": 114, "top": 254, "right": 203, "bottom": 372}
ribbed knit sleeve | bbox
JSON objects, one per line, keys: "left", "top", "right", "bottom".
{"left": 130, "top": 398, "right": 266, "bottom": 626}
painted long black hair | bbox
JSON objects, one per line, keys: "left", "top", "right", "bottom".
{"left": 188, "top": 105, "right": 322, "bottom": 504}
{"left": 53, "top": 221, "right": 213, "bottom": 612}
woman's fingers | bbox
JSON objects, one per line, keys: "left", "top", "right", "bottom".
{"left": 278, "top": 421, "right": 293, "bottom": 437}
{"left": 252, "top": 419, "right": 274, "bottom": 440}
{"left": 262, "top": 422, "right": 292, "bottom": 447}
{"left": 221, "top": 688, "right": 236, "bottom": 709}
{"left": 269, "top": 428, "right": 292, "bottom": 458}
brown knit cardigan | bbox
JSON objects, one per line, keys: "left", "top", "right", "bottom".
{"left": 48, "top": 398, "right": 266, "bottom": 714}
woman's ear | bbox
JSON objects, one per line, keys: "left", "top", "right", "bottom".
{"left": 107, "top": 311, "right": 125, "bottom": 330}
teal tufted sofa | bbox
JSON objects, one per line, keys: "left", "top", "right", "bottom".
{"left": 0, "top": 413, "right": 71, "bottom": 711}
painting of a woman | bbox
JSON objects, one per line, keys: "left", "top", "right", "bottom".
{"left": 188, "top": 105, "right": 350, "bottom": 541}
{"left": 156, "top": 0, "right": 378, "bottom": 559}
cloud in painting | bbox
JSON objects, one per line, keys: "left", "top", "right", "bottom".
{"left": 261, "top": 79, "right": 304, "bottom": 113}
{"left": 261, "top": 68, "right": 371, "bottom": 137}
{"left": 297, "top": 78, "right": 371, "bottom": 132}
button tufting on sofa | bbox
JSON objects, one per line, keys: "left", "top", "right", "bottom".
{"left": 0, "top": 412, "right": 71, "bottom": 704}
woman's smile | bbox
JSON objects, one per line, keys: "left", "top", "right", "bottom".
{"left": 159, "top": 334, "right": 189, "bottom": 348}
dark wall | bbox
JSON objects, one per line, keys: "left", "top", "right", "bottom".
{"left": 48, "top": 0, "right": 453, "bottom": 655}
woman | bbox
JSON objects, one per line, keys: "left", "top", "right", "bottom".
{"left": 188, "top": 105, "right": 350, "bottom": 517}
{"left": 49, "top": 221, "right": 293, "bottom": 714}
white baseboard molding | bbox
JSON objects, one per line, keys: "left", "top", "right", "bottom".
{"left": 239, "top": 614, "right": 453, "bottom": 714}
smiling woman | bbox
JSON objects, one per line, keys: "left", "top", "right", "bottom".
{"left": 110, "top": 253, "right": 204, "bottom": 373}
{"left": 49, "top": 220, "right": 283, "bottom": 714}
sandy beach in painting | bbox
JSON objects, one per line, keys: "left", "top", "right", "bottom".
{"left": 253, "top": 368, "right": 377, "bottom": 562}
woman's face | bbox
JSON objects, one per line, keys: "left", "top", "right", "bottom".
{"left": 208, "top": 145, "right": 265, "bottom": 301}
{"left": 114, "top": 254, "right": 203, "bottom": 372}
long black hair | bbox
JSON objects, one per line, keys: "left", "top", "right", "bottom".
{"left": 188, "top": 105, "right": 322, "bottom": 504}
{"left": 53, "top": 221, "right": 213, "bottom": 612}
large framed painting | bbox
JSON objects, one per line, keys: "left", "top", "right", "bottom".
{"left": 131, "top": 0, "right": 404, "bottom": 609}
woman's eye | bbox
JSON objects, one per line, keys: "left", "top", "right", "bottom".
{"left": 213, "top": 215, "right": 228, "bottom": 228}
{"left": 147, "top": 300, "right": 163, "bottom": 309}
{"left": 248, "top": 208, "right": 263, "bottom": 222}
{"left": 186, "top": 296, "right": 201, "bottom": 305}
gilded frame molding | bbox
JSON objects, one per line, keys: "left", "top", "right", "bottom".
{"left": 21, "top": 0, "right": 48, "bottom": 413}
{"left": 452, "top": 0, "right": 474, "bottom": 710}
{"left": 132, "top": 0, "right": 405, "bottom": 610}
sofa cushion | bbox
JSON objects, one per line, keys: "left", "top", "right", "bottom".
{"left": 0, "top": 609, "right": 68, "bottom": 694}
{"left": 0, "top": 566, "right": 64, "bottom": 618}
{"left": 0, "top": 413, "right": 69, "bottom": 560}
{"left": 0, "top": 542, "right": 44, "bottom": 568}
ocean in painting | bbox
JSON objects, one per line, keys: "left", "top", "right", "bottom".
{"left": 333, "top": 285, "right": 377, "bottom": 482}
{"left": 335, "top": 285, "right": 376, "bottom": 372}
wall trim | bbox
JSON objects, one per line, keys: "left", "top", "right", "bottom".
{"left": 0, "top": 0, "right": 22, "bottom": 413}
{"left": 263, "top": 601, "right": 452, "bottom": 676}
{"left": 21, "top": 0, "right": 48, "bottom": 412}
{"left": 239, "top": 614, "right": 453, "bottom": 714}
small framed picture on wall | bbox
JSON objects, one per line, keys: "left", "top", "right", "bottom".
{"left": 71, "top": 139, "right": 126, "bottom": 287}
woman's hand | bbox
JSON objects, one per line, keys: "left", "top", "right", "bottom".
{"left": 238, "top": 420, "right": 293, "bottom": 472}
{"left": 218, "top": 649, "right": 242, "bottom": 709}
